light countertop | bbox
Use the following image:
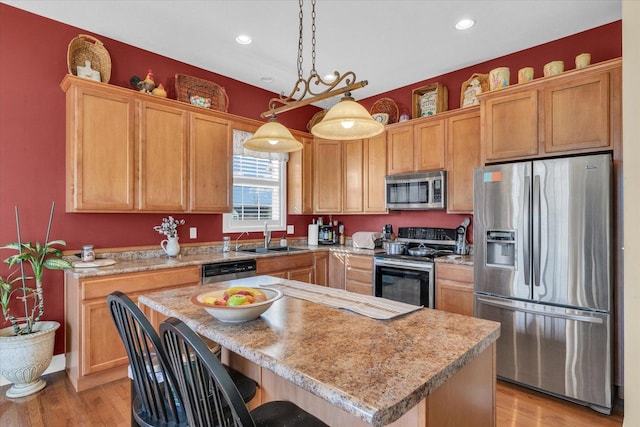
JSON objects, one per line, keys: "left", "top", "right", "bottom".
{"left": 139, "top": 275, "right": 499, "bottom": 426}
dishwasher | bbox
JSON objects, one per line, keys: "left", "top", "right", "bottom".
{"left": 201, "top": 259, "right": 257, "bottom": 284}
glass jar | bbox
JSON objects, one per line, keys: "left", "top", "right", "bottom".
{"left": 81, "top": 245, "right": 95, "bottom": 262}
{"left": 223, "top": 236, "right": 231, "bottom": 252}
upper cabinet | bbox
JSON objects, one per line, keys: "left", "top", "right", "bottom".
{"left": 312, "top": 133, "right": 388, "bottom": 215}
{"left": 481, "top": 58, "right": 621, "bottom": 163}
{"left": 287, "top": 136, "right": 314, "bottom": 214}
{"left": 61, "top": 75, "right": 233, "bottom": 213}
{"left": 446, "top": 109, "right": 480, "bottom": 213}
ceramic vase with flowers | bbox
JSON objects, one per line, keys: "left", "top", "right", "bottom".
{"left": 0, "top": 202, "right": 72, "bottom": 398}
{"left": 154, "top": 216, "right": 185, "bottom": 257}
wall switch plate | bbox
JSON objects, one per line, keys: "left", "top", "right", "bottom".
{"left": 189, "top": 227, "right": 197, "bottom": 239}
{"left": 286, "top": 225, "right": 294, "bottom": 234}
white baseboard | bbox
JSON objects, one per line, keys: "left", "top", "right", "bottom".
{"left": 0, "top": 353, "right": 66, "bottom": 386}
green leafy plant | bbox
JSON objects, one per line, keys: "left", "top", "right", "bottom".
{"left": 0, "top": 202, "right": 72, "bottom": 335}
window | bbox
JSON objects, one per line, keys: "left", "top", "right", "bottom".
{"left": 223, "top": 130, "right": 287, "bottom": 233}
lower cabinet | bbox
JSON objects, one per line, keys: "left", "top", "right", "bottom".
{"left": 435, "top": 263, "right": 474, "bottom": 316}
{"left": 64, "top": 266, "right": 201, "bottom": 392}
{"left": 328, "top": 251, "right": 374, "bottom": 294}
{"left": 256, "top": 253, "right": 314, "bottom": 283}
{"left": 345, "top": 254, "right": 374, "bottom": 296}
{"left": 313, "top": 251, "right": 329, "bottom": 286}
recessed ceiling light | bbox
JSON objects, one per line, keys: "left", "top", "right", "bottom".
{"left": 261, "top": 76, "right": 273, "bottom": 83}
{"left": 455, "top": 18, "right": 475, "bottom": 30}
{"left": 235, "top": 34, "right": 252, "bottom": 45}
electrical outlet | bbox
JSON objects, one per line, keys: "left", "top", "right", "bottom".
{"left": 189, "top": 227, "right": 197, "bottom": 239}
{"left": 286, "top": 225, "right": 294, "bottom": 234}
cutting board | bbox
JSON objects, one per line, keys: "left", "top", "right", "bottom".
{"left": 72, "top": 259, "right": 116, "bottom": 268}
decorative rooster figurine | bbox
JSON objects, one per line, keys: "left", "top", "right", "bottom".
{"left": 136, "top": 69, "right": 156, "bottom": 93}
{"left": 152, "top": 83, "right": 167, "bottom": 98}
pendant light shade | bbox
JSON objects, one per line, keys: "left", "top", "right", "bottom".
{"left": 311, "top": 95, "right": 384, "bottom": 140}
{"left": 243, "top": 116, "right": 303, "bottom": 153}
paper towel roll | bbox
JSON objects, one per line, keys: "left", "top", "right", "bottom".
{"left": 308, "top": 224, "right": 319, "bottom": 245}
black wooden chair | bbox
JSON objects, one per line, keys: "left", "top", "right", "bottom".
{"left": 160, "top": 317, "right": 329, "bottom": 427}
{"left": 108, "top": 291, "right": 257, "bottom": 427}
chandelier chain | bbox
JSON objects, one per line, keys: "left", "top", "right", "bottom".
{"left": 297, "top": 0, "right": 304, "bottom": 79}
{"left": 310, "top": 0, "right": 317, "bottom": 76}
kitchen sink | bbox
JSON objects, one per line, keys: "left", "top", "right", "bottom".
{"left": 237, "top": 247, "right": 306, "bottom": 254}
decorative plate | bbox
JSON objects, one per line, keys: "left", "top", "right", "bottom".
{"left": 370, "top": 98, "right": 399, "bottom": 124}
{"left": 372, "top": 113, "right": 389, "bottom": 125}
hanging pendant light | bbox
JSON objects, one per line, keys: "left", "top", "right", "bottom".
{"left": 243, "top": 115, "right": 303, "bottom": 153}
{"left": 311, "top": 92, "right": 384, "bottom": 140}
{"left": 246, "top": 0, "right": 378, "bottom": 151}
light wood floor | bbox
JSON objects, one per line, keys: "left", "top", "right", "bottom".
{"left": 0, "top": 371, "right": 624, "bottom": 426}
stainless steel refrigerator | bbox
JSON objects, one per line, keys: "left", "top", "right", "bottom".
{"left": 473, "top": 153, "right": 612, "bottom": 413}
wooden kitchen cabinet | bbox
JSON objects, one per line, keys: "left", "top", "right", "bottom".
{"left": 256, "top": 253, "right": 314, "bottom": 283}
{"left": 345, "top": 254, "right": 374, "bottom": 296}
{"left": 189, "top": 113, "right": 233, "bottom": 212}
{"left": 328, "top": 251, "right": 346, "bottom": 290}
{"left": 414, "top": 120, "right": 446, "bottom": 171}
{"left": 435, "top": 263, "right": 474, "bottom": 316}
{"left": 64, "top": 266, "right": 201, "bottom": 392}
{"left": 386, "top": 125, "right": 414, "bottom": 174}
{"left": 481, "top": 58, "right": 621, "bottom": 162}
{"left": 313, "top": 251, "right": 329, "bottom": 286}
{"left": 138, "top": 100, "right": 188, "bottom": 211}
{"left": 363, "top": 132, "right": 388, "bottom": 213}
{"left": 313, "top": 139, "right": 343, "bottom": 213}
{"left": 446, "top": 108, "right": 481, "bottom": 213}
{"left": 63, "top": 78, "right": 136, "bottom": 212}
{"left": 61, "top": 75, "right": 234, "bottom": 213}
{"left": 343, "top": 139, "right": 364, "bottom": 213}
{"left": 288, "top": 136, "right": 314, "bottom": 214}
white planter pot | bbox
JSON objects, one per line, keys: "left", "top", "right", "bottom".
{"left": 0, "top": 321, "right": 59, "bottom": 398}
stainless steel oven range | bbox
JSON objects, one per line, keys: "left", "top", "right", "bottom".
{"left": 373, "top": 227, "right": 456, "bottom": 307}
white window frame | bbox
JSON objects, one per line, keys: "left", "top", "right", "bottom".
{"left": 223, "top": 130, "right": 288, "bottom": 233}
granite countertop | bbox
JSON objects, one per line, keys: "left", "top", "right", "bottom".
{"left": 139, "top": 276, "right": 500, "bottom": 426}
{"left": 434, "top": 253, "right": 474, "bottom": 266}
{"left": 64, "top": 243, "right": 381, "bottom": 279}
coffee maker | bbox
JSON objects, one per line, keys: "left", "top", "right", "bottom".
{"left": 382, "top": 224, "right": 394, "bottom": 241}
{"left": 455, "top": 218, "right": 471, "bottom": 255}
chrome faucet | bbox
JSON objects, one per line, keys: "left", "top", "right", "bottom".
{"left": 264, "top": 221, "right": 271, "bottom": 249}
{"left": 235, "top": 231, "right": 248, "bottom": 251}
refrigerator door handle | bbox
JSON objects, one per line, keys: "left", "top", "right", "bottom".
{"left": 523, "top": 175, "right": 530, "bottom": 286}
{"left": 476, "top": 296, "right": 604, "bottom": 324}
{"left": 532, "top": 175, "right": 541, "bottom": 287}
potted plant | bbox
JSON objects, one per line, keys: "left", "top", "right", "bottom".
{"left": 0, "top": 202, "right": 72, "bottom": 398}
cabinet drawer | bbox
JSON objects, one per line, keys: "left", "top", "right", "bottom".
{"left": 435, "top": 264, "right": 473, "bottom": 283}
{"left": 346, "top": 254, "right": 373, "bottom": 270}
{"left": 256, "top": 253, "right": 313, "bottom": 275}
{"left": 345, "top": 281, "right": 373, "bottom": 296}
{"left": 81, "top": 266, "right": 201, "bottom": 300}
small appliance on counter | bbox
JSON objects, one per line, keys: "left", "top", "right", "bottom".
{"left": 454, "top": 217, "right": 471, "bottom": 255}
{"left": 352, "top": 231, "right": 382, "bottom": 249}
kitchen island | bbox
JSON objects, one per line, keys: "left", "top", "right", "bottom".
{"left": 139, "top": 276, "right": 500, "bottom": 426}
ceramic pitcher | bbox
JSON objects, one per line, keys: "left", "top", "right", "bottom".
{"left": 161, "top": 236, "right": 180, "bottom": 257}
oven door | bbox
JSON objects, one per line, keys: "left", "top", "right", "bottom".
{"left": 373, "top": 258, "right": 434, "bottom": 308}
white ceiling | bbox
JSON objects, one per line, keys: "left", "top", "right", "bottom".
{"left": 4, "top": 0, "right": 621, "bottom": 108}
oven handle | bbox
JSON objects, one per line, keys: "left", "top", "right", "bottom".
{"left": 374, "top": 259, "right": 434, "bottom": 271}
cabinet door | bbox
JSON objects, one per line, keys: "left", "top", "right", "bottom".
{"left": 138, "top": 101, "right": 188, "bottom": 211}
{"left": 83, "top": 298, "right": 129, "bottom": 375}
{"left": 345, "top": 254, "right": 373, "bottom": 295}
{"left": 363, "top": 132, "right": 388, "bottom": 213}
{"left": 288, "top": 266, "right": 314, "bottom": 283}
{"left": 189, "top": 113, "right": 232, "bottom": 212}
{"left": 288, "top": 137, "right": 314, "bottom": 214}
{"left": 343, "top": 139, "right": 364, "bottom": 213}
{"left": 414, "top": 120, "right": 446, "bottom": 171}
{"left": 387, "top": 125, "right": 414, "bottom": 174}
{"left": 313, "top": 139, "right": 342, "bottom": 213}
{"left": 435, "top": 264, "right": 474, "bottom": 316}
{"left": 483, "top": 90, "right": 538, "bottom": 161}
{"left": 447, "top": 110, "right": 481, "bottom": 213}
{"left": 313, "top": 251, "right": 329, "bottom": 286}
{"left": 328, "top": 251, "right": 346, "bottom": 289}
{"left": 543, "top": 72, "right": 610, "bottom": 153}
{"left": 65, "top": 84, "right": 136, "bottom": 211}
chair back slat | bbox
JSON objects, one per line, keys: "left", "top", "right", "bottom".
{"left": 108, "top": 291, "right": 186, "bottom": 426}
{"left": 160, "top": 317, "right": 256, "bottom": 427}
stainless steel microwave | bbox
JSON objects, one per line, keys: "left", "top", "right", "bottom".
{"left": 384, "top": 171, "right": 446, "bottom": 210}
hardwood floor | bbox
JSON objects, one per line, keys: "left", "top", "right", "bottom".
{"left": 0, "top": 372, "right": 624, "bottom": 426}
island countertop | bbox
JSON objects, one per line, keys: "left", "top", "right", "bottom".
{"left": 139, "top": 276, "right": 500, "bottom": 426}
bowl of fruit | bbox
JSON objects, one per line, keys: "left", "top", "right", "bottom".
{"left": 191, "top": 286, "right": 283, "bottom": 323}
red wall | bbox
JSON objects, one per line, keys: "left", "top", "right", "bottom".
{"left": 0, "top": 3, "right": 622, "bottom": 355}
